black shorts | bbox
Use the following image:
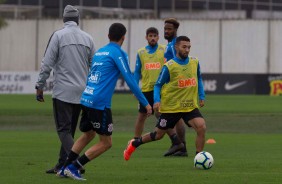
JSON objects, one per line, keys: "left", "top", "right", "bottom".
{"left": 156, "top": 108, "right": 203, "bottom": 130}
{"left": 139, "top": 91, "right": 154, "bottom": 114}
{"left": 79, "top": 106, "right": 113, "bottom": 136}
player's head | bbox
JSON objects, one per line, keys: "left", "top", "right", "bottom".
{"left": 146, "top": 27, "right": 159, "bottom": 47}
{"left": 108, "top": 23, "right": 127, "bottom": 45}
{"left": 63, "top": 5, "right": 79, "bottom": 25}
{"left": 175, "top": 36, "right": 191, "bottom": 60}
{"left": 164, "top": 18, "right": 179, "bottom": 42}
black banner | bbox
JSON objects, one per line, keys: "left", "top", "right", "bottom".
{"left": 202, "top": 74, "right": 255, "bottom": 94}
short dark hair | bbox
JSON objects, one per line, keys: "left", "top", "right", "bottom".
{"left": 108, "top": 23, "right": 127, "bottom": 42}
{"left": 176, "top": 36, "right": 190, "bottom": 44}
{"left": 146, "top": 27, "right": 159, "bottom": 36}
{"left": 164, "top": 18, "right": 180, "bottom": 29}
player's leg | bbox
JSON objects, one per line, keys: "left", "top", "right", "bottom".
{"left": 171, "top": 118, "right": 188, "bottom": 156}
{"left": 48, "top": 98, "right": 78, "bottom": 174}
{"left": 134, "top": 112, "right": 148, "bottom": 138}
{"left": 124, "top": 127, "right": 167, "bottom": 161}
{"left": 57, "top": 106, "right": 95, "bottom": 177}
{"left": 64, "top": 107, "right": 113, "bottom": 180}
{"left": 162, "top": 114, "right": 186, "bottom": 156}
{"left": 134, "top": 91, "right": 155, "bottom": 138}
{"left": 124, "top": 113, "right": 183, "bottom": 160}
{"left": 188, "top": 117, "right": 206, "bottom": 154}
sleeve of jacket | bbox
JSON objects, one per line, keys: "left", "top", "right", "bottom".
{"left": 36, "top": 33, "right": 59, "bottom": 89}
{"left": 133, "top": 53, "right": 141, "bottom": 85}
{"left": 115, "top": 50, "right": 149, "bottom": 107}
{"left": 197, "top": 62, "right": 205, "bottom": 100}
{"left": 154, "top": 65, "right": 170, "bottom": 103}
{"left": 89, "top": 38, "right": 96, "bottom": 68}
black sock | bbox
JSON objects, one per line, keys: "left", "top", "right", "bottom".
{"left": 169, "top": 134, "right": 181, "bottom": 145}
{"left": 64, "top": 151, "right": 79, "bottom": 167}
{"left": 196, "top": 151, "right": 199, "bottom": 155}
{"left": 132, "top": 137, "right": 143, "bottom": 148}
{"left": 73, "top": 154, "right": 90, "bottom": 169}
{"left": 182, "top": 141, "right": 187, "bottom": 152}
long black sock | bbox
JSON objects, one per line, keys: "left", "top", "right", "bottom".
{"left": 73, "top": 154, "right": 90, "bottom": 169}
{"left": 169, "top": 134, "right": 181, "bottom": 145}
{"left": 132, "top": 137, "right": 143, "bottom": 148}
{"left": 182, "top": 141, "right": 187, "bottom": 151}
{"left": 64, "top": 151, "right": 79, "bottom": 167}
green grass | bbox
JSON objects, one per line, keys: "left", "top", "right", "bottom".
{"left": 0, "top": 94, "right": 282, "bottom": 183}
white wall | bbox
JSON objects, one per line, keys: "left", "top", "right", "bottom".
{"left": 0, "top": 19, "right": 281, "bottom": 74}
{"left": 0, "top": 20, "right": 37, "bottom": 71}
{"left": 177, "top": 20, "right": 221, "bottom": 73}
{"left": 222, "top": 20, "right": 268, "bottom": 73}
{"left": 269, "top": 21, "right": 282, "bottom": 73}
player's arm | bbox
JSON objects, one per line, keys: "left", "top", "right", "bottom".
{"left": 164, "top": 44, "right": 173, "bottom": 61}
{"left": 115, "top": 51, "right": 152, "bottom": 115}
{"left": 133, "top": 54, "right": 141, "bottom": 85}
{"left": 88, "top": 39, "right": 96, "bottom": 68}
{"left": 153, "top": 66, "right": 170, "bottom": 111}
{"left": 164, "top": 40, "right": 176, "bottom": 61}
{"left": 197, "top": 62, "right": 205, "bottom": 107}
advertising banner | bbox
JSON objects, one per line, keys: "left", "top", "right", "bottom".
{"left": 0, "top": 72, "right": 281, "bottom": 95}
{"left": 0, "top": 71, "right": 53, "bottom": 94}
{"left": 202, "top": 74, "right": 255, "bottom": 94}
{"left": 255, "top": 74, "right": 282, "bottom": 96}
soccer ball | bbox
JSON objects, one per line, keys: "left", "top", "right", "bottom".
{"left": 194, "top": 151, "right": 214, "bottom": 170}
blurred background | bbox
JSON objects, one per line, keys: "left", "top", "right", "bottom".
{"left": 0, "top": 0, "right": 282, "bottom": 95}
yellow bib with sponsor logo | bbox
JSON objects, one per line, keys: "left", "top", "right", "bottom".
{"left": 138, "top": 44, "right": 166, "bottom": 92}
{"left": 160, "top": 56, "right": 199, "bottom": 113}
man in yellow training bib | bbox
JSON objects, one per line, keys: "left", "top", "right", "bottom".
{"left": 133, "top": 27, "right": 166, "bottom": 138}
{"left": 124, "top": 36, "right": 206, "bottom": 161}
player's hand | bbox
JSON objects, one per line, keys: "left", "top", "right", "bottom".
{"left": 199, "top": 100, "right": 204, "bottom": 107}
{"left": 36, "top": 89, "right": 44, "bottom": 102}
{"left": 153, "top": 102, "right": 160, "bottom": 113}
{"left": 145, "top": 104, "right": 152, "bottom": 117}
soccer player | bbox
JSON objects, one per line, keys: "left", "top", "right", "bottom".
{"left": 133, "top": 27, "right": 166, "bottom": 139}
{"left": 124, "top": 36, "right": 206, "bottom": 161}
{"left": 35, "top": 5, "right": 95, "bottom": 174}
{"left": 58, "top": 23, "right": 152, "bottom": 181}
{"left": 163, "top": 18, "right": 188, "bottom": 157}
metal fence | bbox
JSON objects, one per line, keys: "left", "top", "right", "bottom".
{"left": 1, "top": 0, "right": 282, "bottom": 19}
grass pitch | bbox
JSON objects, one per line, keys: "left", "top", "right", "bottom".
{"left": 0, "top": 94, "right": 281, "bottom": 184}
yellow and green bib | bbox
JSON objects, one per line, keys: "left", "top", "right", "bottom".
{"left": 138, "top": 44, "right": 166, "bottom": 92}
{"left": 160, "top": 56, "right": 199, "bottom": 113}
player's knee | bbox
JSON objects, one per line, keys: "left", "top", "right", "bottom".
{"left": 197, "top": 122, "right": 206, "bottom": 134}
{"left": 101, "top": 139, "right": 112, "bottom": 150}
{"left": 150, "top": 131, "right": 157, "bottom": 141}
{"left": 84, "top": 131, "right": 96, "bottom": 140}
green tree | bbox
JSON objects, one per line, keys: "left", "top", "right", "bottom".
{"left": 0, "top": 0, "right": 7, "bottom": 29}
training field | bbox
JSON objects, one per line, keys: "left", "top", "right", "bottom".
{"left": 0, "top": 94, "right": 281, "bottom": 184}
